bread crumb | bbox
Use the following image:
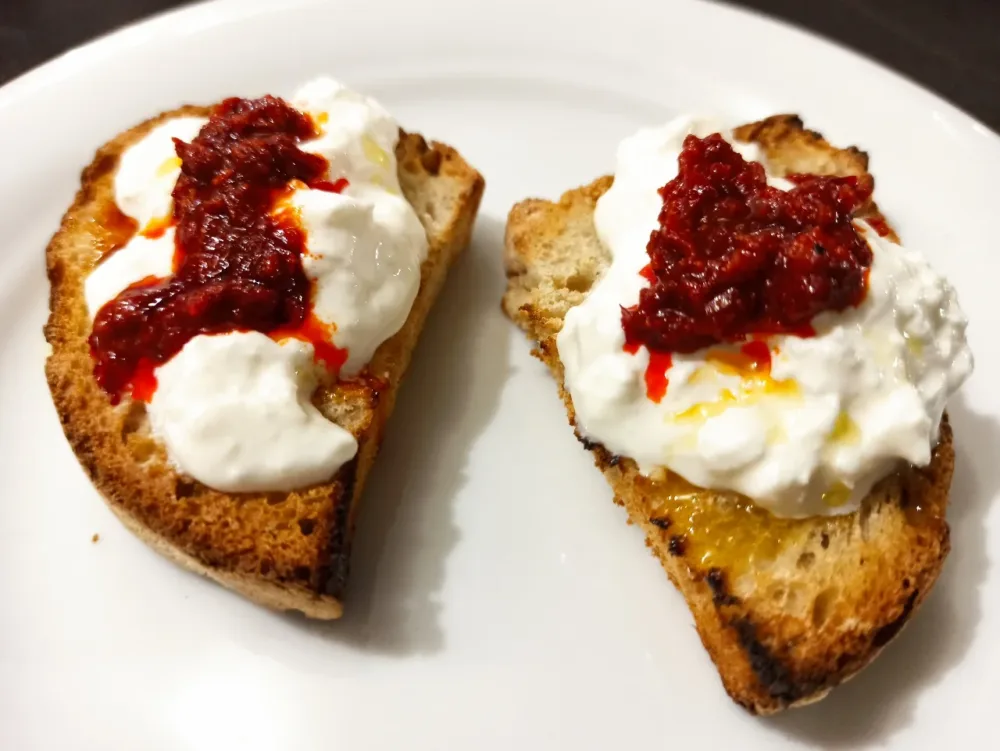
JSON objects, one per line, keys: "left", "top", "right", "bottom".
{"left": 92, "top": 533, "right": 100, "bottom": 543}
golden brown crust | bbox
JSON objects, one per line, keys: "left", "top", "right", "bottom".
{"left": 502, "top": 116, "right": 952, "bottom": 713}
{"left": 45, "top": 106, "right": 484, "bottom": 618}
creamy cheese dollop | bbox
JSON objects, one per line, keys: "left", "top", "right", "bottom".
{"left": 148, "top": 333, "right": 357, "bottom": 493}
{"left": 557, "top": 115, "right": 973, "bottom": 518}
{"left": 84, "top": 231, "right": 176, "bottom": 317}
{"left": 290, "top": 77, "right": 427, "bottom": 374}
{"left": 87, "top": 77, "right": 426, "bottom": 493}
{"left": 114, "top": 116, "right": 207, "bottom": 230}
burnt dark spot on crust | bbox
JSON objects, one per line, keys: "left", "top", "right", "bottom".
{"left": 47, "top": 259, "right": 65, "bottom": 287}
{"left": 903, "top": 578, "right": 911, "bottom": 590}
{"left": 530, "top": 341, "right": 552, "bottom": 362}
{"left": 85, "top": 152, "right": 119, "bottom": 184}
{"left": 872, "top": 590, "right": 918, "bottom": 648}
{"left": 706, "top": 568, "right": 739, "bottom": 606}
{"left": 175, "top": 478, "right": 197, "bottom": 500}
{"left": 298, "top": 518, "right": 316, "bottom": 536}
{"left": 421, "top": 149, "right": 442, "bottom": 176}
{"left": 409, "top": 131, "right": 428, "bottom": 153}
{"left": 847, "top": 146, "right": 870, "bottom": 170}
{"left": 321, "top": 463, "right": 357, "bottom": 599}
{"left": 649, "top": 516, "right": 671, "bottom": 530}
{"left": 734, "top": 619, "right": 812, "bottom": 706}
{"left": 668, "top": 535, "right": 686, "bottom": 556}
{"left": 294, "top": 565, "right": 312, "bottom": 581}
{"left": 575, "top": 433, "right": 624, "bottom": 470}
{"left": 820, "top": 532, "right": 830, "bottom": 549}
{"left": 586, "top": 440, "right": 622, "bottom": 472}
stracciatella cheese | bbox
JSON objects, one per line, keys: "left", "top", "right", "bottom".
{"left": 86, "top": 77, "right": 428, "bottom": 493}
{"left": 114, "top": 116, "right": 206, "bottom": 230}
{"left": 288, "top": 77, "right": 427, "bottom": 374}
{"left": 84, "top": 231, "right": 176, "bottom": 318}
{"left": 557, "top": 115, "right": 973, "bottom": 518}
{"left": 147, "top": 333, "right": 358, "bottom": 493}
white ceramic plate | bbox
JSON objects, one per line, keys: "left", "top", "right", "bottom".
{"left": 1, "top": 0, "right": 997, "bottom": 748}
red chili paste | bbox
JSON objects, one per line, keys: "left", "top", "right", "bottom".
{"left": 90, "top": 96, "right": 347, "bottom": 403}
{"left": 620, "top": 133, "right": 874, "bottom": 402}
{"left": 621, "top": 133, "right": 873, "bottom": 356}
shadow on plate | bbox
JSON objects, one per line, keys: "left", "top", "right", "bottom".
{"left": 769, "top": 395, "right": 997, "bottom": 747}
{"left": 281, "top": 214, "right": 511, "bottom": 655}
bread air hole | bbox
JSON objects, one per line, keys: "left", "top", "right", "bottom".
{"left": 127, "top": 436, "right": 157, "bottom": 463}
{"left": 175, "top": 478, "right": 197, "bottom": 500}
{"left": 563, "top": 272, "right": 593, "bottom": 293}
{"left": 120, "top": 401, "right": 146, "bottom": 436}
{"left": 769, "top": 583, "right": 807, "bottom": 612}
{"left": 812, "top": 587, "right": 837, "bottom": 627}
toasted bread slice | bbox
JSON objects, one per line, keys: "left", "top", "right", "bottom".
{"left": 502, "top": 116, "right": 952, "bottom": 713}
{"left": 45, "top": 105, "right": 484, "bottom": 619}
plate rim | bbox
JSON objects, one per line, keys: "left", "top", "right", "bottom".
{"left": 0, "top": 1, "right": 996, "bottom": 748}
{"left": 0, "top": 0, "right": 998, "bottom": 149}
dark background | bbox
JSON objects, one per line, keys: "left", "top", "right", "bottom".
{"left": 2, "top": 0, "right": 997, "bottom": 131}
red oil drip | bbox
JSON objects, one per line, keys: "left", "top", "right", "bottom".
{"left": 644, "top": 350, "right": 673, "bottom": 404}
{"left": 270, "top": 313, "right": 348, "bottom": 373}
{"left": 739, "top": 340, "right": 772, "bottom": 373}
